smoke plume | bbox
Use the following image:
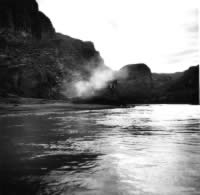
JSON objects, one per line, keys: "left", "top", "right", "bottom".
{"left": 62, "top": 65, "right": 114, "bottom": 99}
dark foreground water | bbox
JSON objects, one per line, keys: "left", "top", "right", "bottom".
{"left": 0, "top": 104, "right": 200, "bottom": 195}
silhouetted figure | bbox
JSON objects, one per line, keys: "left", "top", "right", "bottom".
{"left": 108, "top": 79, "right": 118, "bottom": 94}
{"left": 107, "top": 79, "right": 125, "bottom": 106}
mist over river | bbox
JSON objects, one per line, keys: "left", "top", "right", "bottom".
{"left": 0, "top": 104, "right": 200, "bottom": 195}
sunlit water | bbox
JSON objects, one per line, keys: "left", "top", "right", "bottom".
{"left": 0, "top": 104, "right": 200, "bottom": 195}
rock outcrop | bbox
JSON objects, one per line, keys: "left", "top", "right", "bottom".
{"left": 115, "top": 63, "right": 153, "bottom": 103}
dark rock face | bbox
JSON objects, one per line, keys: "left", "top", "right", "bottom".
{"left": 115, "top": 63, "right": 153, "bottom": 103}
{"left": 0, "top": 0, "right": 104, "bottom": 99}
{"left": 164, "top": 65, "right": 199, "bottom": 104}
{"left": 0, "top": 0, "right": 55, "bottom": 40}
{"left": 0, "top": 33, "right": 104, "bottom": 98}
{"left": 118, "top": 63, "right": 152, "bottom": 80}
{"left": 150, "top": 65, "right": 199, "bottom": 104}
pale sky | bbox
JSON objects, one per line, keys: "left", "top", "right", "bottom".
{"left": 37, "top": 0, "right": 199, "bottom": 73}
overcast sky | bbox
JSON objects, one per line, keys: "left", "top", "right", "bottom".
{"left": 37, "top": 0, "right": 199, "bottom": 73}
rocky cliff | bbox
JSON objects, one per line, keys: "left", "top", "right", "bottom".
{"left": 0, "top": 0, "right": 105, "bottom": 99}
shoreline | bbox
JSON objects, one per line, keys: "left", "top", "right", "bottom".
{"left": 0, "top": 97, "right": 122, "bottom": 113}
{"left": 0, "top": 96, "right": 198, "bottom": 114}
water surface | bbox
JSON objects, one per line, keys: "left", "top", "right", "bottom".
{"left": 0, "top": 104, "right": 200, "bottom": 195}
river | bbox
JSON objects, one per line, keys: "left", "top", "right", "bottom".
{"left": 0, "top": 104, "right": 200, "bottom": 195}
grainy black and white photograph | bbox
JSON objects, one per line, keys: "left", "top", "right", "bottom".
{"left": 0, "top": 0, "right": 199, "bottom": 194}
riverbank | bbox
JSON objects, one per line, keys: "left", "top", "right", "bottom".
{"left": 0, "top": 96, "right": 123, "bottom": 114}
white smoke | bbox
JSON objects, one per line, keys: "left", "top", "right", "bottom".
{"left": 62, "top": 66, "right": 114, "bottom": 99}
{"left": 74, "top": 67, "right": 114, "bottom": 98}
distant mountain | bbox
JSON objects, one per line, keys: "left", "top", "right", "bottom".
{"left": 115, "top": 64, "right": 199, "bottom": 104}
{"left": 164, "top": 66, "right": 199, "bottom": 104}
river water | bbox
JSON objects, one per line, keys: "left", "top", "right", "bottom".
{"left": 0, "top": 104, "right": 200, "bottom": 195}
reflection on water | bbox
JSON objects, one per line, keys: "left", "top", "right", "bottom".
{"left": 0, "top": 105, "right": 200, "bottom": 195}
